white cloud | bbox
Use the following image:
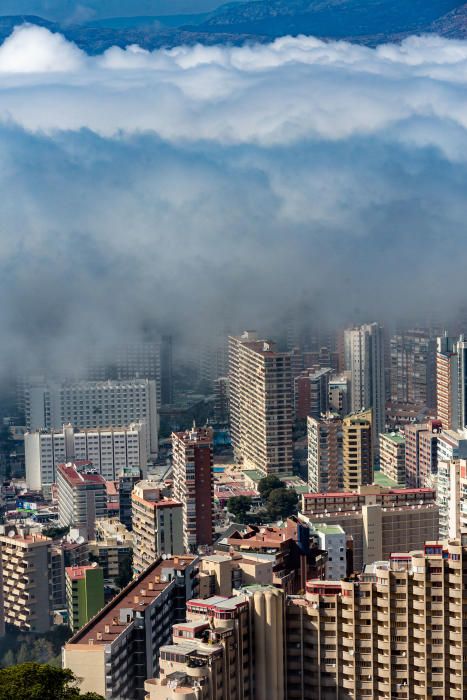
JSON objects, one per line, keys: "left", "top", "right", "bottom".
{"left": 0, "top": 26, "right": 467, "bottom": 150}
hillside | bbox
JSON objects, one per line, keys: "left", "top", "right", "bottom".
{"left": 2, "top": 0, "right": 467, "bottom": 53}
{"left": 195, "top": 0, "right": 465, "bottom": 39}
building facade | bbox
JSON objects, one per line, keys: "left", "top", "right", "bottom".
{"left": 436, "top": 334, "right": 467, "bottom": 430}
{"left": 307, "top": 413, "right": 343, "bottom": 493}
{"left": 379, "top": 432, "right": 406, "bottom": 485}
{"left": 390, "top": 330, "right": 436, "bottom": 408}
{"left": 66, "top": 564, "right": 105, "bottom": 633}
{"left": 24, "top": 379, "right": 158, "bottom": 458}
{"left": 294, "top": 368, "right": 331, "bottom": 421}
{"left": 344, "top": 323, "right": 386, "bottom": 457}
{"left": 63, "top": 556, "right": 199, "bottom": 700}
{"left": 172, "top": 427, "right": 214, "bottom": 552}
{"left": 229, "top": 332, "right": 293, "bottom": 475}
{"left": 0, "top": 528, "right": 53, "bottom": 633}
{"left": 25, "top": 422, "right": 148, "bottom": 491}
{"left": 132, "top": 481, "right": 184, "bottom": 576}
{"left": 57, "top": 462, "right": 107, "bottom": 539}
{"left": 342, "top": 410, "right": 373, "bottom": 490}
{"left": 301, "top": 485, "right": 439, "bottom": 572}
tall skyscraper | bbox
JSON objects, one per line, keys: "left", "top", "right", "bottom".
{"left": 342, "top": 409, "right": 373, "bottom": 490}
{"left": 57, "top": 462, "right": 107, "bottom": 539}
{"left": 437, "top": 334, "right": 467, "bottom": 429}
{"left": 404, "top": 420, "right": 443, "bottom": 488}
{"left": 0, "top": 528, "right": 53, "bottom": 633}
{"left": 131, "top": 481, "right": 184, "bottom": 576}
{"left": 294, "top": 367, "right": 331, "bottom": 421}
{"left": 172, "top": 426, "right": 214, "bottom": 552}
{"left": 390, "top": 329, "right": 436, "bottom": 407}
{"left": 344, "top": 323, "right": 385, "bottom": 457}
{"left": 307, "top": 413, "right": 343, "bottom": 492}
{"left": 24, "top": 379, "right": 158, "bottom": 457}
{"left": 160, "top": 335, "right": 174, "bottom": 405}
{"left": 229, "top": 331, "right": 293, "bottom": 475}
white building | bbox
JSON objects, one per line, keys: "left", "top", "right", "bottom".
{"left": 87, "top": 341, "right": 163, "bottom": 406}
{"left": 437, "top": 428, "right": 467, "bottom": 464}
{"left": 310, "top": 523, "right": 346, "bottom": 580}
{"left": 344, "top": 323, "right": 385, "bottom": 458}
{"left": 25, "top": 422, "right": 148, "bottom": 491}
{"left": 24, "top": 379, "right": 158, "bottom": 458}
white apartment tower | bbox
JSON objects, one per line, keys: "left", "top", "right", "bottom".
{"left": 25, "top": 422, "right": 148, "bottom": 491}
{"left": 24, "top": 379, "right": 158, "bottom": 458}
{"left": 229, "top": 331, "right": 293, "bottom": 475}
{"left": 344, "top": 322, "right": 386, "bottom": 456}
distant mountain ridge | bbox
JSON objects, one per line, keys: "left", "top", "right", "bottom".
{"left": 2, "top": 0, "right": 467, "bottom": 53}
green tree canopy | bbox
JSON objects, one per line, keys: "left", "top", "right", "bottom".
{"left": 227, "top": 495, "right": 252, "bottom": 520}
{"left": 257, "top": 475, "right": 283, "bottom": 501}
{"left": 267, "top": 488, "right": 298, "bottom": 520}
{"left": 0, "top": 663, "right": 104, "bottom": 700}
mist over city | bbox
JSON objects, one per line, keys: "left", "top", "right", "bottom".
{"left": 0, "top": 26, "right": 466, "bottom": 377}
{"left": 2, "top": 2, "right": 467, "bottom": 699}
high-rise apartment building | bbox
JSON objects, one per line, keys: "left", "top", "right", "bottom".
{"left": 24, "top": 379, "right": 158, "bottom": 457}
{"left": 66, "top": 564, "right": 105, "bottom": 633}
{"left": 390, "top": 330, "right": 436, "bottom": 407}
{"left": 285, "top": 539, "right": 467, "bottom": 700}
{"left": 143, "top": 541, "right": 467, "bottom": 700}
{"left": 199, "top": 336, "right": 230, "bottom": 388}
{"left": 0, "top": 528, "right": 53, "bottom": 633}
{"left": 172, "top": 427, "right": 214, "bottom": 552}
{"left": 63, "top": 556, "right": 199, "bottom": 700}
{"left": 379, "top": 431, "right": 406, "bottom": 485}
{"left": 147, "top": 587, "right": 284, "bottom": 700}
{"left": 344, "top": 323, "right": 386, "bottom": 457}
{"left": 229, "top": 331, "right": 293, "bottom": 475}
{"left": 25, "top": 422, "right": 148, "bottom": 491}
{"left": 328, "top": 373, "right": 351, "bottom": 415}
{"left": 342, "top": 409, "right": 373, "bottom": 490}
{"left": 307, "top": 413, "right": 343, "bottom": 492}
{"left": 301, "top": 485, "right": 439, "bottom": 571}
{"left": 145, "top": 593, "right": 254, "bottom": 700}
{"left": 132, "top": 480, "right": 184, "bottom": 576}
{"left": 87, "top": 340, "right": 162, "bottom": 402}
{"left": 213, "top": 376, "right": 229, "bottom": 424}
{"left": 404, "top": 420, "right": 442, "bottom": 488}
{"left": 303, "top": 346, "right": 339, "bottom": 373}
{"left": 294, "top": 367, "right": 331, "bottom": 421}
{"left": 118, "top": 466, "right": 143, "bottom": 530}
{"left": 89, "top": 518, "right": 133, "bottom": 585}
{"left": 436, "top": 333, "right": 467, "bottom": 429}
{"left": 57, "top": 462, "right": 107, "bottom": 539}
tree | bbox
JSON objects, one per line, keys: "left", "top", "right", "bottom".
{"left": 258, "top": 475, "right": 283, "bottom": 502}
{"left": 227, "top": 495, "right": 252, "bottom": 521}
{"left": 0, "top": 663, "right": 105, "bottom": 700}
{"left": 42, "top": 525, "right": 70, "bottom": 540}
{"left": 267, "top": 488, "right": 298, "bottom": 520}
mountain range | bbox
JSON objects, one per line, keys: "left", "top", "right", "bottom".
{"left": 2, "top": 0, "right": 467, "bottom": 53}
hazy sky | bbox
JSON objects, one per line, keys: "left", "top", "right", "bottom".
{"left": 0, "top": 25, "right": 467, "bottom": 374}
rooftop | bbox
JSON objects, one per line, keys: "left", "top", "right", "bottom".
{"left": 373, "top": 471, "right": 399, "bottom": 489}
{"left": 381, "top": 432, "right": 406, "bottom": 445}
{"left": 65, "top": 564, "right": 100, "bottom": 581}
{"left": 57, "top": 463, "right": 106, "bottom": 487}
{"left": 310, "top": 523, "right": 345, "bottom": 536}
{"left": 66, "top": 555, "right": 196, "bottom": 647}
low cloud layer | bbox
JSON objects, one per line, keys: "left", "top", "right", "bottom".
{"left": 0, "top": 25, "right": 467, "bottom": 375}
